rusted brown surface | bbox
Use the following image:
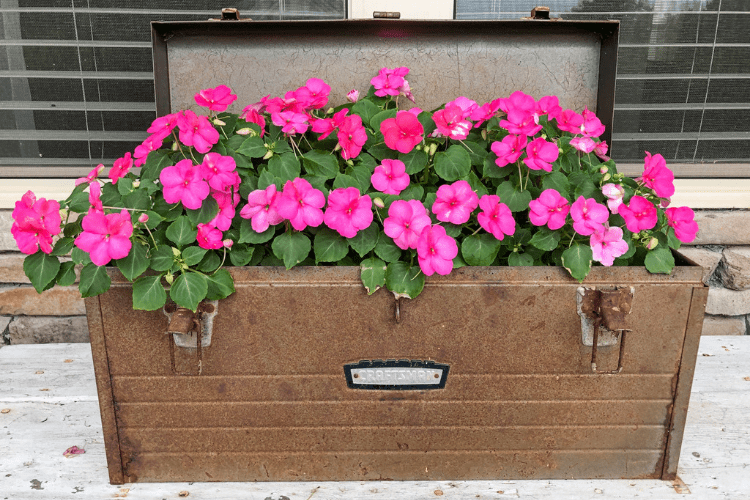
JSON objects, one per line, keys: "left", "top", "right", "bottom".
{"left": 87, "top": 266, "right": 707, "bottom": 482}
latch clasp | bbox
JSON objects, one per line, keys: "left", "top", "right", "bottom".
{"left": 577, "top": 287, "right": 633, "bottom": 374}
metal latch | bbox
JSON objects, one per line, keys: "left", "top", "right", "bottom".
{"left": 521, "top": 6, "right": 559, "bottom": 20}
{"left": 373, "top": 11, "right": 401, "bottom": 19}
{"left": 210, "top": 8, "right": 250, "bottom": 21}
{"left": 163, "top": 301, "right": 218, "bottom": 375}
{"left": 577, "top": 287, "right": 633, "bottom": 374}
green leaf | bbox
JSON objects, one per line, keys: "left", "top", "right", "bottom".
{"left": 205, "top": 269, "right": 235, "bottom": 300}
{"left": 645, "top": 247, "right": 675, "bottom": 275}
{"left": 196, "top": 250, "right": 221, "bottom": 273}
{"left": 561, "top": 244, "right": 593, "bottom": 282}
{"left": 496, "top": 181, "right": 532, "bottom": 212}
{"left": 116, "top": 177, "right": 134, "bottom": 196}
{"left": 67, "top": 190, "right": 90, "bottom": 213}
{"left": 367, "top": 143, "right": 399, "bottom": 161}
{"left": 529, "top": 227, "right": 561, "bottom": 252}
{"left": 116, "top": 242, "right": 150, "bottom": 281}
{"left": 170, "top": 272, "right": 208, "bottom": 312}
{"left": 237, "top": 136, "right": 267, "bottom": 158}
{"left": 141, "top": 210, "right": 164, "bottom": 230}
{"left": 374, "top": 232, "right": 402, "bottom": 262}
{"left": 541, "top": 172, "right": 571, "bottom": 200}
{"left": 78, "top": 263, "right": 111, "bottom": 298}
{"left": 483, "top": 153, "right": 511, "bottom": 179}
{"left": 370, "top": 109, "right": 397, "bottom": 133}
{"left": 166, "top": 216, "right": 197, "bottom": 247}
{"left": 100, "top": 182, "right": 122, "bottom": 208}
{"left": 229, "top": 244, "right": 254, "bottom": 266}
{"left": 398, "top": 184, "right": 424, "bottom": 201}
{"left": 23, "top": 252, "right": 61, "bottom": 293}
{"left": 508, "top": 252, "right": 534, "bottom": 266}
{"left": 271, "top": 231, "right": 312, "bottom": 269}
{"left": 356, "top": 153, "right": 378, "bottom": 172}
{"left": 239, "top": 175, "right": 259, "bottom": 198}
{"left": 313, "top": 227, "right": 350, "bottom": 263}
{"left": 55, "top": 261, "right": 76, "bottom": 287}
{"left": 141, "top": 151, "right": 172, "bottom": 182}
{"left": 352, "top": 99, "right": 380, "bottom": 128}
{"left": 461, "top": 234, "right": 502, "bottom": 266}
{"left": 71, "top": 247, "right": 91, "bottom": 266}
{"left": 182, "top": 246, "right": 208, "bottom": 266}
{"left": 257, "top": 169, "right": 279, "bottom": 190}
{"left": 268, "top": 153, "right": 301, "bottom": 184}
{"left": 399, "top": 149, "right": 428, "bottom": 174}
{"left": 667, "top": 228, "right": 682, "bottom": 250}
{"left": 150, "top": 246, "right": 175, "bottom": 272}
{"left": 132, "top": 275, "right": 167, "bottom": 311}
{"left": 152, "top": 196, "right": 182, "bottom": 222}
{"left": 461, "top": 140, "right": 488, "bottom": 167}
{"left": 348, "top": 223, "right": 379, "bottom": 257}
{"left": 464, "top": 170, "right": 488, "bottom": 198}
{"left": 333, "top": 173, "right": 361, "bottom": 190}
{"left": 345, "top": 163, "right": 372, "bottom": 193}
{"left": 302, "top": 150, "right": 339, "bottom": 179}
{"left": 51, "top": 237, "right": 74, "bottom": 257}
{"left": 123, "top": 189, "right": 150, "bottom": 211}
{"left": 360, "top": 257, "right": 387, "bottom": 295}
{"left": 417, "top": 111, "right": 437, "bottom": 137}
{"left": 453, "top": 253, "right": 467, "bottom": 269}
{"left": 434, "top": 145, "right": 471, "bottom": 181}
{"left": 385, "top": 261, "right": 425, "bottom": 299}
{"left": 239, "top": 219, "right": 276, "bottom": 244}
{"left": 186, "top": 196, "right": 219, "bottom": 226}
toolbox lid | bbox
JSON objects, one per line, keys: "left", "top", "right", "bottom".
{"left": 152, "top": 19, "right": 619, "bottom": 144}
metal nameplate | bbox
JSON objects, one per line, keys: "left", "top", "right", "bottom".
{"left": 344, "top": 359, "right": 449, "bottom": 390}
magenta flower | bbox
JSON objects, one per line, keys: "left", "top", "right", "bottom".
{"left": 666, "top": 206, "right": 699, "bottom": 243}
{"left": 594, "top": 141, "right": 609, "bottom": 161}
{"left": 383, "top": 199, "right": 432, "bottom": 250}
{"left": 337, "top": 114, "right": 368, "bottom": 160}
{"left": 380, "top": 110, "right": 424, "bottom": 154}
{"left": 432, "top": 104, "right": 472, "bottom": 140}
{"left": 570, "top": 196, "right": 609, "bottom": 236}
{"left": 160, "top": 159, "right": 210, "bottom": 210}
{"left": 11, "top": 191, "right": 61, "bottom": 255}
{"left": 323, "top": 187, "right": 373, "bottom": 238}
{"left": 240, "top": 184, "right": 284, "bottom": 233}
{"left": 417, "top": 225, "right": 458, "bottom": 276}
{"left": 580, "top": 107, "right": 606, "bottom": 137}
{"left": 75, "top": 164, "right": 104, "bottom": 186}
{"left": 602, "top": 183, "right": 625, "bottom": 213}
{"left": 239, "top": 106, "right": 266, "bottom": 136}
{"left": 88, "top": 182, "right": 103, "bottom": 214}
{"left": 133, "top": 134, "right": 163, "bottom": 167}
{"left": 346, "top": 89, "right": 359, "bottom": 103}
{"left": 271, "top": 111, "right": 309, "bottom": 135}
{"left": 523, "top": 137, "right": 559, "bottom": 172}
{"left": 469, "top": 98, "right": 502, "bottom": 128}
{"left": 446, "top": 96, "right": 478, "bottom": 118}
{"left": 556, "top": 109, "right": 584, "bottom": 134}
{"left": 176, "top": 110, "right": 219, "bottom": 154}
{"left": 432, "top": 180, "right": 479, "bottom": 225}
{"left": 590, "top": 226, "right": 629, "bottom": 266}
{"left": 618, "top": 195, "right": 657, "bottom": 232}
{"left": 196, "top": 223, "right": 224, "bottom": 250}
{"left": 528, "top": 189, "right": 570, "bottom": 230}
{"left": 499, "top": 91, "right": 536, "bottom": 114}
{"left": 569, "top": 137, "right": 597, "bottom": 154}
{"left": 207, "top": 190, "right": 238, "bottom": 232}
{"left": 477, "top": 195, "right": 516, "bottom": 241}
{"left": 200, "top": 153, "right": 237, "bottom": 192}
{"left": 74, "top": 209, "right": 133, "bottom": 266}
{"left": 491, "top": 134, "right": 527, "bottom": 168}
{"left": 638, "top": 152, "right": 675, "bottom": 198}
{"left": 498, "top": 91, "right": 541, "bottom": 136}
{"left": 108, "top": 152, "right": 133, "bottom": 184}
{"left": 371, "top": 159, "right": 410, "bottom": 195}
{"left": 146, "top": 113, "right": 178, "bottom": 141}
{"left": 276, "top": 177, "right": 326, "bottom": 231}
{"left": 534, "top": 96, "right": 562, "bottom": 123}
{"left": 371, "top": 67, "right": 408, "bottom": 97}
{"left": 194, "top": 85, "right": 237, "bottom": 112}
{"left": 294, "top": 78, "right": 330, "bottom": 110}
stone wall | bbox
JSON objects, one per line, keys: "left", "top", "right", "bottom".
{"left": 2, "top": 209, "right": 749, "bottom": 344}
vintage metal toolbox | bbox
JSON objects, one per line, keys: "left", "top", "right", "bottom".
{"left": 85, "top": 17, "right": 708, "bottom": 483}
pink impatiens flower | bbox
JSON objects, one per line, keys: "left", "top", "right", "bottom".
{"left": 194, "top": 85, "right": 237, "bottom": 112}
{"left": 346, "top": 89, "right": 359, "bottom": 103}
{"left": 498, "top": 91, "right": 541, "bottom": 136}
{"left": 602, "top": 183, "right": 625, "bottom": 213}
{"left": 74, "top": 209, "right": 133, "bottom": 266}
{"left": 432, "top": 104, "right": 472, "bottom": 140}
{"left": 276, "top": 177, "right": 326, "bottom": 231}
{"left": 11, "top": 191, "right": 61, "bottom": 255}
{"left": 109, "top": 152, "right": 133, "bottom": 184}
{"left": 239, "top": 106, "right": 266, "bottom": 136}
{"left": 146, "top": 113, "right": 178, "bottom": 141}
{"left": 432, "top": 180, "right": 479, "bottom": 225}
{"left": 75, "top": 164, "right": 104, "bottom": 186}
{"left": 133, "top": 134, "right": 163, "bottom": 167}
{"left": 556, "top": 109, "right": 584, "bottom": 134}
{"left": 534, "top": 95, "right": 562, "bottom": 123}
{"left": 666, "top": 206, "right": 699, "bottom": 243}
{"left": 371, "top": 67, "right": 409, "bottom": 97}
{"left": 159, "top": 159, "right": 210, "bottom": 210}
{"left": 477, "top": 194, "right": 516, "bottom": 241}
{"left": 638, "top": 151, "right": 675, "bottom": 198}
{"left": 200, "top": 153, "right": 237, "bottom": 192}
{"left": 469, "top": 98, "right": 502, "bottom": 128}
{"left": 371, "top": 159, "right": 410, "bottom": 195}
{"left": 323, "top": 187, "right": 373, "bottom": 238}
{"left": 294, "top": 78, "right": 331, "bottom": 110}
{"left": 618, "top": 195, "right": 658, "bottom": 232}
{"left": 523, "top": 137, "right": 559, "bottom": 172}
{"left": 590, "top": 225, "right": 629, "bottom": 266}
{"left": 272, "top": 111, "right": 309, "bottom": 135}
{"left": 569, "top": 137, "right": 597, "bottom": 154}
{"left": 176, "top": 110, "right": 219, "bottom": 154}
{"left": 528, "top": 189, "right": 570, "bottom": 230}
{"left": 491, "top": 134, "right": 527, "bottom": 168}
{"left": 196, "top": 223, "right": 224, "bottom": 250}
{"left": 337, "top": 114, "right": 368, "bottom": 160}
{"left": 580, "top": 107, "right": 606, "bottom": 138}
{"left": 417, "top": 225, "right": 458, "bottom": 276}
{"left": 383, "top": 199, "right": 432, "bottom": 250}
{"left": 570, "top": 196, "right": 609, "bottom": 236}
{"left": 88, "top": 182, "right": 103, "bottom": 214}
{"left": 240, "top": 184, "right": 284, "bottom": 233}
{"left": 380, "top": 110, "right": 424, "bottom": 154}
{"left": 207, "top": 189, "right": 238, "bottom": 232}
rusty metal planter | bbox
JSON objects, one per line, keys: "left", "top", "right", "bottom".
{"left": 86, "top": 264, "right": 707, "bottom": 483}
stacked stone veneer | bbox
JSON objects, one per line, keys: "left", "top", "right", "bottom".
{"left": 1, "top": 209, "right": 749, "bottom": 344}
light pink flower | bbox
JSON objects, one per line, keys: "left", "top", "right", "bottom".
{"left": 528, "top": 189, "right": 570, "bottom": 230}
{"left": 590, "top": 225, "right": 629, "bottom": 266}
{"left": 594, "top": 141, "right": 609, "bottom": 161}
{"left": 200, "top": 153, "right": 237, "bottom": 192}
{"left": 159, "top": 159, "right": 210, "bottom": 210}
{"left": 491, "top": 134, "right": 527, "bottom": 168}
{"left": 138, "top": 213, "right": 149, "bottom": 224}
{"left": 523, "top": 137, "right": 559, "bottom": 172}
{"left": 371, "top": 159, "right": 410, "bottom": 195}
{"left": 638, "top": 151, "right": 675, "bottom": 198}
{"left": 240, "top": 184, "right": 284, "bottom": 233}
{"left": 381, "top": 110, "right": 424, "bottom": 154}
{"left": 580, "top": 107, "right": 606, "bottom": 137}
{"left": 383, "top": 199, "right": 432, "bottom": 250}
{"left": 176, "top": 110, "right": 219, "bottom": 154}
{"left": 618, "top": 195, "right": 657, "bottom": 232}
{"left": 133, "top": 134, "right": 163, "bottom": 167}
{"left": 108, "top": 152, "right": 133, "bottom": 184}
{"left": 337, "top": 114, "right": 368, "bottom": 160}
{"left": 666, "top": 206, "right": 699, "bottom": 243}
{"left": 74, "top": 209, "right": 133, "bottom": 266}
{"left": 346, "top": 89, "right": 359, "bottom": 103}
{"left": 75, "top": 164, "right": 104, "bottom": 186}
{"left": 271, "top": 111, "right": 309, "bottom": 135}
{"left": 432, "top": 104, "right": 472, "bottom": 140}
{"left": 417, "top": 225, "right": 458, "bottom": 276}
{"left": 276, "top": 178, "right": 326, "bottom": 231}
{"left": 194, "top": 85, "right": 237, "bottom": 112}
{"left": 602, "top": 183, "right": 625, "bottom": 213}
{"left": 323, "top": 187, "right": 373, "bottom": 238}
{"left": 196, "top": 223, "right": 223, "bottom": 250}
{"left": 570, "top": 196, "right": 609, "bottom": 236}
{"left": 147, "top": 113, "right": 178, "bottom": 141}
{"left": 477, "top": 194, "right": 516, "bottom": 241}
{"left": 11, "top": 191, "right": 61, "bottom": 255}
{"left": 294, "top": 78, "right": 330, "bottom": 110}
{"left": 556, "top": 109, "right": 584, "bottom": 134}
{"left": 446, "top": 96, "right": 478, "bottom": 118}
{"left": 432, "top": 180, "right": 479, "bottom": 225}
{"left": 569, "top": 136, "right": 597, "bottom": 154}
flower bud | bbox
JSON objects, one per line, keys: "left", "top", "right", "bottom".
{"left": 132, "top": 180, "right": 140, "bottom": 188}
{"left": 165, "top": 272, "right": 174, "bottom": 285}
{"left": 346, "top": 89, "right": 359, "bottom": 103}
{"left": 326, "top": 107, "right": 334, "bottom": 115}
{"left": 138, "top": 213, "right": 149, "bottom": 224}
{"left": 59, "top": 208, "right": 68, "bottom": 220}
{"left": 373, "top": 197, "right": 385, "bottom": 209}
{"left": 481, "top": 129, "right": 487, "bottom": 140}
{"left": 212, "top": 118, "right": 226, "bottom": 126}
{"left": 601, "top": 173, "right": 611, "bottom": 182}
{"left": 345, "top": 159, "right": 354, "bottom": 167}
{"left": 600, "top": 166, "right": 609, "bottom": 174}
{"left": 646, "top": 237, "right": 659, "bottom": 250}
{"left": 262, "top": 150, "right": 274, "bottom": 160}
{"left": 428, "top": 143, "right": 438, "bottom": 156}
{"left": 222, "top": 239, "right": 234, "bottom": 249}
{"left": 172, "top": 141, "right": 179, "bottom": 151}
{"left": 416, "top": 145, "right": 422, "bottom": 151}
{"left": 333, "top": 143, "right": 342, "bottom": 152}
{"left": 541, "top": 134, "right": 547, "bottom": 140}
{"left": 236, "top": 127, "right": 251, "bottom": 135}
{"left": 171, "top": 247, "right": 181, "bottom": 257}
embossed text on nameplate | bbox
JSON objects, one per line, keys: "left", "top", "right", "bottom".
{"left": 344, "top": 359, "right": 449, "bottom": 390}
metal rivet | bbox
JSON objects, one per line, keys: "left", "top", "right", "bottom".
{"left": 353, "top": 373, "right": 359, "bottom": 379}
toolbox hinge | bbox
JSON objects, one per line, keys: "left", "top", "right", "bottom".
{"left": 577, "top": 286, "right": 634, "bottom": 374}
{"left": 522, "top": 6, "right": 559, "bottom": 20}
{"left": 210, "top": 8, "right": 250, "bottom": 21}
{"left": 373, "top": 11, "right": 401, "bottom": 19}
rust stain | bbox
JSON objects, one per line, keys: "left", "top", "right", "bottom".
{"left": 673, "top": 476, "right": 691, "bottom": 494}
